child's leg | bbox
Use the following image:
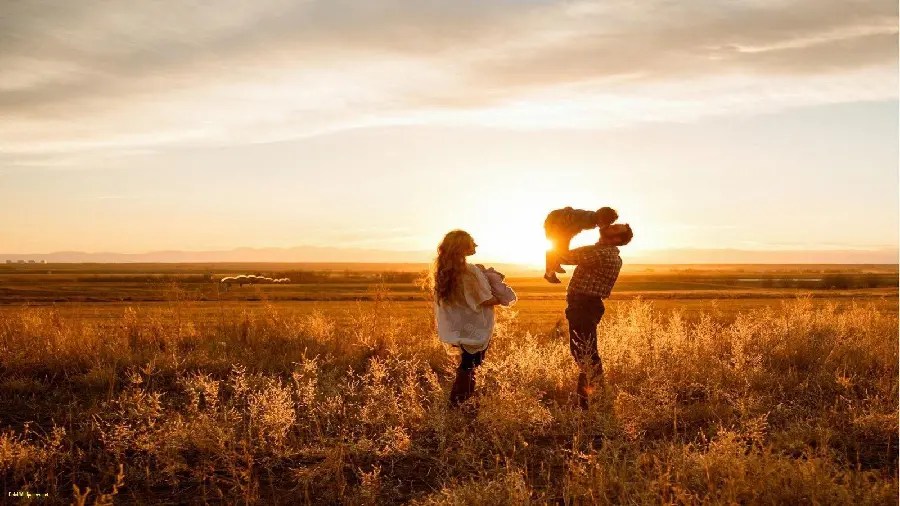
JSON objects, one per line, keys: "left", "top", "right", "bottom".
{"left": 548, "top": 238, "right": 567, "bottom": 273}
{"left": 543, "top": 225, "right": 557, "bottom": 275}
{"left": 544, "top": 239, "right": 557, "bottom": 275}
{"left": 555, "top": 235, "right": 574, "bottom": 273}
{"left": 544, "top": 234, "right": 566, "bottom": 283}
{"left": 547, "top": 234, "right": 575, "bottom": 270}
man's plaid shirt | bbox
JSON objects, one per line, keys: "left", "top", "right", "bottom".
{"left": 557, "top": 244, "right": 622, "bottom": 298}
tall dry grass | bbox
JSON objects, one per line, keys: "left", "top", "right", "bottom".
{"left": 0, "top": 294, "right": 896, "bottom": 504}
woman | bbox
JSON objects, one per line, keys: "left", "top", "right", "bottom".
{"left": 432, "top": 230, "right": 515, "bottom": 407}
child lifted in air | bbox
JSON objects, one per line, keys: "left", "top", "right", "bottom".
{"left": 543, "top": 206, "right": 619, "bottom": 283}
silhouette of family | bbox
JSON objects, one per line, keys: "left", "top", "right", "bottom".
{"left": 433, "top": 207, "right": 633, "bottom": 409}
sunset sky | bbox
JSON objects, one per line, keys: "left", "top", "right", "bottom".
{"left": 1, "top": 0, "right": 897, "bottom": 265}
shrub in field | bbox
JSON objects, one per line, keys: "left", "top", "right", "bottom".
{"left": 0, "top": 296, "right": 896, "bottom": 504}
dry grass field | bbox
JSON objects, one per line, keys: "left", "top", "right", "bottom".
{"left": 0, "top": 264, "right": 897, "bottom": 504}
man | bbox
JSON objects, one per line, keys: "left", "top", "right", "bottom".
{"left": 557, "top": 223, "right": 634, "bottom": 409}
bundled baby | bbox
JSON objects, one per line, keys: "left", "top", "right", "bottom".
{"left": 475, "top": 264, "right": 517, "bottom": 305}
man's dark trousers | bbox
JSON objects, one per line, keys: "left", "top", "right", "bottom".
{"left": 565, "top": 293, "right": 605, "bottom": 381}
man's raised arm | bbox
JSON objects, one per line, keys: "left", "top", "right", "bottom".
{"left": 557, "top": 244, "right": 614, "bottom": 266}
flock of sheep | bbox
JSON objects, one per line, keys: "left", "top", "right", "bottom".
{"left": 220, "top": 275, "right": 292, "bottom": 287}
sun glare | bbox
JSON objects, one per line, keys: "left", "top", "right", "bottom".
{"left": 471, "top": 222, "right": 550, "bottom": 267}
{"left": 464, "top": 193, "right": 653, "bottom": 266}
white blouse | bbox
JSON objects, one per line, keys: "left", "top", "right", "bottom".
{"left": 434, "top": 264, "right": 497, "bottom": 353}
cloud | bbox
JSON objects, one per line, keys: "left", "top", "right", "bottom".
{"left": 0, "top": 0, "right": 896, "bottom": 158}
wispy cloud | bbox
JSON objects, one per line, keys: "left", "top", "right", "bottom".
{"left": 0, "top": 0, "right": 895, "bottom": 158}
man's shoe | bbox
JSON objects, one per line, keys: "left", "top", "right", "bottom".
{"left": 576, "top": 370, "right": 605, "bottom": 410}
{"left": 544, "top": 273, "right": 562, "bottom": 284}
{"left": 576, "top": 373, "right": 589, "bottom": 410}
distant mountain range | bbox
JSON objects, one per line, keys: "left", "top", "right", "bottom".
{"left": 626, "top": 247, "right": 899, "bottom": 265}
{"left": 1, "top": 246, "right": 897, "bottom": 265}
{"left": 0, "top": 246, "right": 435, "bottom": 264}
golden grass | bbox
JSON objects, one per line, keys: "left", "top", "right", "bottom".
{"left": 0, "top": 294, "right": 896, "bottom": 504}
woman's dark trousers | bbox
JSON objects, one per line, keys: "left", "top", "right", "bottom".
{"left": 449, "top": 348, "right": 486, "bottom": 407}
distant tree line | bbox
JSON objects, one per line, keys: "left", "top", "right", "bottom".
{"left": 755, "top": 274, "right": 897, "bottom": 290}
{"left": 268, "top": 270, "right": 422, "bottom": 284}
{"left": 75, "top": 274, "right": 216, "bottom": 283}
{"left": 66, "top": 270, "right": 429, "bottom": 285}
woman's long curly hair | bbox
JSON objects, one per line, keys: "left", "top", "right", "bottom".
{"left": 433, "top": 230, "right": 473, "bottom": 305}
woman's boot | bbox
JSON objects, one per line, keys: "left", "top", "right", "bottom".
{"left": 449, "top": 368, "right": 475, "bottom": 407}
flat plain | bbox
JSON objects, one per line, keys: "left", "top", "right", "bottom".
{"left": 0, "top": 263, "right": 896, "bottom": 504}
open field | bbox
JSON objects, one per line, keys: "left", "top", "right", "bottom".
{"left": 0, "top": 264, "right": 897, "bottom": 504}
{"left": 0, "top": 262, "right": 895, "bottom": 333}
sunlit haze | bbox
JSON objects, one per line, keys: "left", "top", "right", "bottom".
{"left": 1, "top": 0, "right": 897, "bottom": 265}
